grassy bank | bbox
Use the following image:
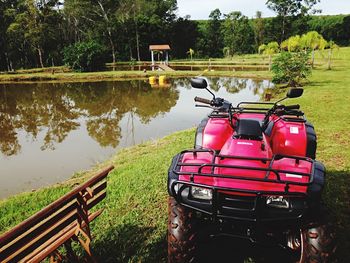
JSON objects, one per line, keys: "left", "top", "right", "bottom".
{"left": 0, "top": 129, "right": 195, "bottom": 262}
{"left": 0, "top": 48, "right": 349, "bottom": 262}
{"left": 0, "top": 69, "right": 270, "bottom": 83}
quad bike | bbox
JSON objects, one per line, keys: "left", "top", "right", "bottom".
{"left": 167, "top": 78, "right": 336, "bottom": 262}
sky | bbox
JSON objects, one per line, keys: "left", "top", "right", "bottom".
{"left": 176, "top": 0, "right": 350, "bottom": 19}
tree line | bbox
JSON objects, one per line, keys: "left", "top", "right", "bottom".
{"left": 0, "top": 0, "right": 349, "bottom": 71}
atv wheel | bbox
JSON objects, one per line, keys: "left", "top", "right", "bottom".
{"left": 288, "top": 216, "right": 336, "bottom": 263}
{"left": 168, "top": 196, "right": 198, "bottom": 263}
{"left": 299, "top": 221, "right": 336, "bottom": 263}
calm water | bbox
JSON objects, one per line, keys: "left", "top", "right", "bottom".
{"left": 0, "top": 77, "right": 272, "bottom": 198}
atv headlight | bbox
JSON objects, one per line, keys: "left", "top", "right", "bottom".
{"left": 266, "top": 196, "right": 290, "bottom": 209}
{"left": 191, "top": 187, "right": 212, "bottom": 200}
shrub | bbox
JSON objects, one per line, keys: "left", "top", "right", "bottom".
{"left": 271, "top": 51, "right": 312, "bottom": 87}
{"left": 63, "top": 41, "right": 106, "bottom": 72}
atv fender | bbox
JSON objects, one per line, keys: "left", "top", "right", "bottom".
{"left": 305, "top": 122, "right": 317, "bottom": 159}
{"left": 194, "top": 117, "right": 209, "bottom": 149}
{"left": 307, "top": 161, "right": 326, "bottom": 208}
{"left": 167, "top": 153, "right": 181, "bottom": 196}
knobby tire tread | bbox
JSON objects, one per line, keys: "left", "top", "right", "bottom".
{"left": 168, "top": 197, "right": 197, "bottom": 263}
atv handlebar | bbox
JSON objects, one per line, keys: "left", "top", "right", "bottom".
{"left": 194, "top": 96, "right": 212, "bottom": 105}
{"left": 284, "top": 104, "right": 300, "bottom": 110}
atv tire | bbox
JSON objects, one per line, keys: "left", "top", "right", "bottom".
{"left": 299, "top": 219, "right": 336, "bottom": 262}
{"left": 168, "top": 196, "right": 198, "bottom": 263}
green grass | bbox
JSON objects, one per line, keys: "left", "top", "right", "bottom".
{"left": 0, "top": 48, "right": 349, "bottom": 262}
{"left": 0, "top": 129, "right": 195, "bottom": 262}
{"left": 295, "top": 49, "right": 350, "bottom": 262}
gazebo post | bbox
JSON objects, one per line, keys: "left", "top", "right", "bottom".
{"left": 151, "top": 50, "right": 155, "bottom": 71}
{"left": 166, "top": 51, "right": 169, "bottom": 65}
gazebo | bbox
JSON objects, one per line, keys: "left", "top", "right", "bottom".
{"left": 149, "top": 44, "right": 171, "bottom": 68}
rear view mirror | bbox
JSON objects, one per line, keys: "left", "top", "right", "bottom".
{"left": 191, "top": 78, "right": 208, "bottom": 89}
{"left": 287, "top": 88, "right": 304, "bottom": 98}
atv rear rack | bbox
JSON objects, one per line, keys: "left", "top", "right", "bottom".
{"left": 170, "top": 149, "right": 315, "bottom": 222}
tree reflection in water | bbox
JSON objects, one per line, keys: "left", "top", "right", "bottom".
{"left": 0, "top": 80, "right": 179, "bottom": 156}
{"left": 172, "top": 77, "right": 269, "bottom": 98}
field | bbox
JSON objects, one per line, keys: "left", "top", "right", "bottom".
{"left": 0, "top": 48, "right": 349, "bottom": 262}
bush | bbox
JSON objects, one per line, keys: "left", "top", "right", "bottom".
{"left": 63, "top": 41, "right": 106, "bottom": 72}
{"left": 271, "top": 51, "right": 312, "bottom": 87}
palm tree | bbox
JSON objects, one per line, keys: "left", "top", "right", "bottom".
{"left": 300, "top": 31, "right": 326, "bottom": 68}
{"left": 223, "top": 47, "right": 231, "bottom": 59}
{"left": 327, "top": 41, "right": 340, "bottom": 70}
{"left": 280, "top": 35, "right": 302, "bottom": 52}
{"left": 259, "top": 41, "right": 279, "bottom": 71}
{"left": 187, "top": 48, "right": 195, "bottom": 61}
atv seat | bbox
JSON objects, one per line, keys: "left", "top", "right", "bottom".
{"left": 234, "top": 119, "right": 263, "bottom": 140}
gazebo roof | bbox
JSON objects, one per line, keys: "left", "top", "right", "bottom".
{"left": 149, "top": 44, "right": 171, "bottom": 51}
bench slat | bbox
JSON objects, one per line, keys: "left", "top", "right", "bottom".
{"left": 0, "top": 165, "right": 113, "bottom": 263}
{"left": 87, "top": 190, "right": 107, "bottom": 211}
{"left": 4, "top": 210, "right": 78, "bottom": 263}
{"left": 24, "top": 210, "right": 103, "bottom": 263}
{"left": 1, "top": 199, "right": 78, "bottom": 253}
{"left": 0, "top": 165, "right": 113, "bottom": 246}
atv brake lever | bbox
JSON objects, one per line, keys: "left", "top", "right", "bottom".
{"left": 195, "top": 104, "right": 211, "bottom": 108}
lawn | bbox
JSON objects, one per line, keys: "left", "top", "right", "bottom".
{"left": 0, "top": 48, "right": 349, "bottom": 262}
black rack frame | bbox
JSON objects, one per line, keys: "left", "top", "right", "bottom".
{"left": 208, "top": 102, "right": 306, "bottom": 125}
{"left": 208, "top": 102, "right": 274, "bottom": 118}
{"left": 170, "top": 149, "right": 314, "bottom": 222}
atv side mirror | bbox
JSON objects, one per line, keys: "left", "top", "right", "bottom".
{"left": 287, "top": 88, "right": 304, "bottom": 98}
{"left": 191, "top": 78, "right": 208, "bottom": 89}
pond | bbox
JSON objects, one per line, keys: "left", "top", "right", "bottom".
{"left": 0, "top": 77, "right": 272, "bottom": 199}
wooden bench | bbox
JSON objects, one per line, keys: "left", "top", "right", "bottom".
{"left": 0, "top": 165, "right": 114, "bottom": 263}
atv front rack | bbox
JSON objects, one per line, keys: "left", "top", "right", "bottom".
{"left": 170, "top": 149, "right": 315, "bottom": 222}
{"left": 208, "top": 102, "right": 272, "bottom": 118}
{"left": 208, "top": 101, "right": 306, "bottom": 120}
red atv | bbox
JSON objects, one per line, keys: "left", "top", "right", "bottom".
{"left": 167, "top": 78, "right": 336, "bottom": 262}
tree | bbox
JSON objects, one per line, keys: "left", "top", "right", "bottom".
{"left": 281, "top": 35, "right": 302, "bottom": 52}
{"left": 223, "top": 47, "right": 231, "bottom": 58}
{"left": 63, "top": 41, "right": 107, "bottom": 72}
{"left": 222, "top": 11, "right": 255, "bottom": 55}
{"left": 95, "top": 0, "right": 119, "bottom": 64}
{"left": 117, "top": 0, "right": 144, "bottom": 61}
{"left": 10, "top": 0, "right": 45, "bottom": 67}
{"left": 300, "top": 31, "right": 327, "bottom": 67}
{"left": 0, "top": 0, "right": 15, "bottom": 71}
{"left": 271, "top": 51, "right": 312, "bottom": 87}
{"left": 266, "top": 0, "right": 321, "bottom": 41}
{"left": 206, "top": 9, "right": 223, "bottom": 58}
{"left": 259, "top": 41, "right": 280, "bottom": 71}
{"left": 4, "top": 0, "right": 63, "bottom": 69}
{"left": 187, "top": 48, "right": 194, "bottom": 60}
{"left": 253, "top": 11, "right": 265, "bottom": 51}
{"left": 63, "top": 0, "right": 94, "bottom": 43}
{"left": 170, "top": 17, "right": 198, "bottom": 59}
{"left": 326, "top": 40, "right": 339, "bottom": 70}
{"left": 117, "top": 0, "right": 177, "bottom": 60}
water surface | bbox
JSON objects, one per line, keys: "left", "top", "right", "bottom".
{"left": 0, "top": 77, "right": 271, "bottom": 198}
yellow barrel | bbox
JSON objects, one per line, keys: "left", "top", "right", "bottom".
{"left": 149, "top": 76, "right": 157, "bottom": 85}
{"left": 159, "top": 75, "right": 167, "bottom": 85}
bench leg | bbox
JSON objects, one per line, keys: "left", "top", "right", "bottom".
{"left": 74, "top": 227, "right": 97, "bottom": 263}
{"left": 49, "top": 250, "right": 63, "bottom": 263}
